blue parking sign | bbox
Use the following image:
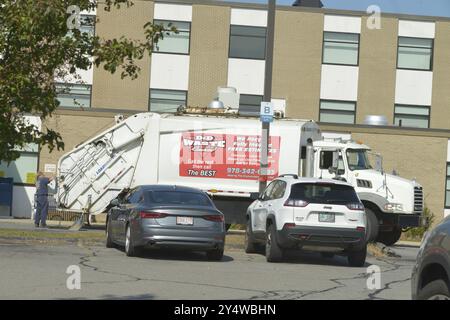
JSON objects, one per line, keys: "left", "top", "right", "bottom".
{"left": 260, "top": 102, "right": 274, "bottom": 123}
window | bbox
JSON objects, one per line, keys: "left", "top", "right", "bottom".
{"left": 271, "top": 181, "right": 287, "bottom": 200}
{"left": 320, "top": 151, "right": 334, "bottom": 170}
{"left": 445, "top": 163, "right": 450, "bottom": 208}
{"left": 153, "top": 20, "right": 190, "bottom": 54}
{"left": 56, "top": 83, "right": 91, "bottom": 108}
{"left": 262, "top": 181, "right": 276, "bottom": 201}
{"left": 288, "top": 183, "right": 360, "bottom": 205}
{"left": 144, "top": 191, "right": 213, "bottom": 207}
{"left": 239, "top": 94, "right": 263, "bottom": 115}
{"left": 149, "top": 89, "right": 187, "bottom": 113}
{"left": 397, "top": 37, "right": 433, "bottom": 71}
{"left": 0, "top": 146, "right": 39, "bottom": 185}
{"left": 322, "top": 32, "right": 359, "bottom": 66}
{"left": 229, "top": 25, "right": 266, "bottom": 60}
{"left": 319, "top": 100, "right": 356, "bottom": 124}
{"left": 346, "top": 149, "right": 372, "bottom": 171}
{"left": 394, "top": 105, "right": 430, "bottom": 128}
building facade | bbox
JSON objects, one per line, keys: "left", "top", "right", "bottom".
{"left": 2, "top": 0, "right": 449, "bottom": 221}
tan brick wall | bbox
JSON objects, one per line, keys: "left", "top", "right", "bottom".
{"left": 357, "top": 17, "right": 398, "bottom": 124}
{"left": 39, "top": 113, "right": 117, "bottom": 171}
{"left": 272, "top": 10, "right": 323, "bottom": 120}
{"left": 91, "top": 1, "right": 154, "bottom": 111}
{"left": 431, "top": 21, "right": 450, "bottom": 130}
{"left": 187, "top": 5, "right": 230, "bottom": 107}
{"left": 352, "top": 132, "right": 447, "bottom": 223}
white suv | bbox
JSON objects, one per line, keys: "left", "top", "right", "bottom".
{"left": 245, "top": 175, "right": 367, "bottom": 266}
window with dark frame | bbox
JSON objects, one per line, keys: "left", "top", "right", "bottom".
{"left": 229, "top": 25, "right": 267, "bottom": 60}
{"left": 149, "top": 89, "right": 187, "bottom": 113}
{"left": 445, "top": 163, "right": 450, "bottom": 208}
{"left": 153, "top": 20, "right": 191, "bottom": 55}
{"left": 320, "top": 151, "right": 334, "bottom": 169}
{"left": 397, "top": 37, "right": 433, "bottom": 71}
{"left": 238, "top": 94, "right": 263, "bottom": 115}
{"left": 322, "top": 31, "right": 359, "bottom": 66}
{"left": 394, "top": 105, "right": 430, "bottom": 128}
{"left": 319, "top": 100, "right": 356, "bottom": 124}
{"left": 56, "top": 83, "right": 92, "bottom": 108}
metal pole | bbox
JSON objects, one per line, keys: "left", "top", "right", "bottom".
{"left": 259, "top": 0, "right": 276, "bottom": 194}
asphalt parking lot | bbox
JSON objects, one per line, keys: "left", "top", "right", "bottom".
{"left": 0, "top": 238, "right": 419, "bottom": 300}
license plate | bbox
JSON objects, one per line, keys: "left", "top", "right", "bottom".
{"left": 319, "top": 212, "right": 335, "bottom": 223}
{"left": 176, "top": 216, "right": 194, "bottom": 225}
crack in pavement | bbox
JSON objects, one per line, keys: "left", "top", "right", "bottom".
{"left": 76, "top": 245, "right": 414, "bottom": 300}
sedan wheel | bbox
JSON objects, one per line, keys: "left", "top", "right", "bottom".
{"left": 125, "top": 224, "right": 140, "bottom": 257}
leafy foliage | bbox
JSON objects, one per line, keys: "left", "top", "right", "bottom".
{"left": 402, "top": 206, "right": 435, "bottom": 240}
{"left": 0, "top": 0, "right": 176, "bottom": 162}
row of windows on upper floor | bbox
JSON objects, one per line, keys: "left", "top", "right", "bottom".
{"left": 77, "top": 16, "right": 435, "bottom": 71}
{"left": 54, "top": 84, "right": 433, "bottom": 129}
{"left": 153, "top": 20, "right": 434, "bottom": 71}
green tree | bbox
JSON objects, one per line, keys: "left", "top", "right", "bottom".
{"left": 0, "top": 0, "right": 175, "bottom": 162}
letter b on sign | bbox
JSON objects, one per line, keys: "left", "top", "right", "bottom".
{"left": 66, "top": 265, "right": 81, "bottom": 290}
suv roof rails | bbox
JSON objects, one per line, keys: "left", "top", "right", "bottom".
{"left": 278, "top": 174, "right": 299, "bottom": 179}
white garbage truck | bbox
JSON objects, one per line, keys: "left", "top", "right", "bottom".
{"left": 55, "top": 108, "right": 424, "bottom": 245}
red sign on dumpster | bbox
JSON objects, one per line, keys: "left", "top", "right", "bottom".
{"left": 179, "top": 132, "right": 281, "bottom": 180}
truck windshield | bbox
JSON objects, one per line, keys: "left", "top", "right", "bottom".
{"left": 289, "top": 183, "right": 360, "bottom": 205}
{"left": 346, "top": 149, "right": 372, "bottom": 171}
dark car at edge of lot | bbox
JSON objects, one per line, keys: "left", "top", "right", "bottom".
{"left": 411, "top": 215, "right": 450, "bottom": 300}
{"left": 106, "top": 185, "right": 226, "bottom": 261}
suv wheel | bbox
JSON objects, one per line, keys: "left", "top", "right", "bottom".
{"left": 245, "top": 218, "right": 258, "bottom": 254}
{"left": 266, "top": 224, "right": 283, "bottom": 262}
{"left": 417, "top": 280, "right": 450, "bottom": 300}
{"left": 347, "top": 245, "right": 367, "bottom": 267}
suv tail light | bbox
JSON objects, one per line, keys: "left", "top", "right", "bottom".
{"left": 346, "top": 203, "right": 365, "bottom": 211}
{"left": 203, "top": 215, "right": 224, "bottom": 222}
{"left": 140, "top": 212, "right": 168, "bottom": 219}
{"left": 284, "top": 199, "right": 309, "bottom": 207}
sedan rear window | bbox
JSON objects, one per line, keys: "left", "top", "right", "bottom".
{"left": 288, "top": 183, "right": 359, "bottom": 205}
{"left": 144, "top": 191, "right": 213, "bottom": 207}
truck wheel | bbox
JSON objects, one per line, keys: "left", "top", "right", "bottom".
{"left": 265, "top": 224, "right": 283, "bottom": 262}
{"left": 417, "top": 280, "right": 450, "bottom": 300}
{"left": 245, "top": 219, "right": 258, "bottom": 254}
{"left": 377, "top": 227, "right": 402, "bottom": 246}
{"left": 347, "top": 245, "right": 367, "bottom": 267}
{"left": 365, "top": 208, "right": 379, "bottom": 242}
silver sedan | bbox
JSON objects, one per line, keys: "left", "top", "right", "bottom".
{"left": 106, "top": 185, "right": 226, "bottom": 260}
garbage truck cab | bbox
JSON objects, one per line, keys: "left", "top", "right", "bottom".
{"left": 312, "top": 139, "right": 424, "bottom": 245}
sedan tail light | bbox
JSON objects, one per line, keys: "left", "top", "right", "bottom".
{"left": 284, "top": 199, "right": 309, "bottom": 207}
{"left": 140, "top": 211, "right": 168, "bottom": 219}
{"left": 346, "top": 203, "right": 365, "bottom": 211}
{"left": 203, "top": 215, "right": 224, "bottom": 222}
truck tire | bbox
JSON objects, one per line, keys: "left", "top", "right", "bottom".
{"left": 365, "top": 208, "right": 379, "bottom": 242}
{"left": 417, "top": 280, "right": 450, "bottom": 300}
{"left": 244, "top": 218, "right": 258, "bottom": 254}
{"left": 347, "top": 245, "right": 367, "bottom": 267}
{"left": 265, "top": 224, "right": 283, "bottom": 262}
{"left": 377, "top": 227, "right": 402, "bottom": 246}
